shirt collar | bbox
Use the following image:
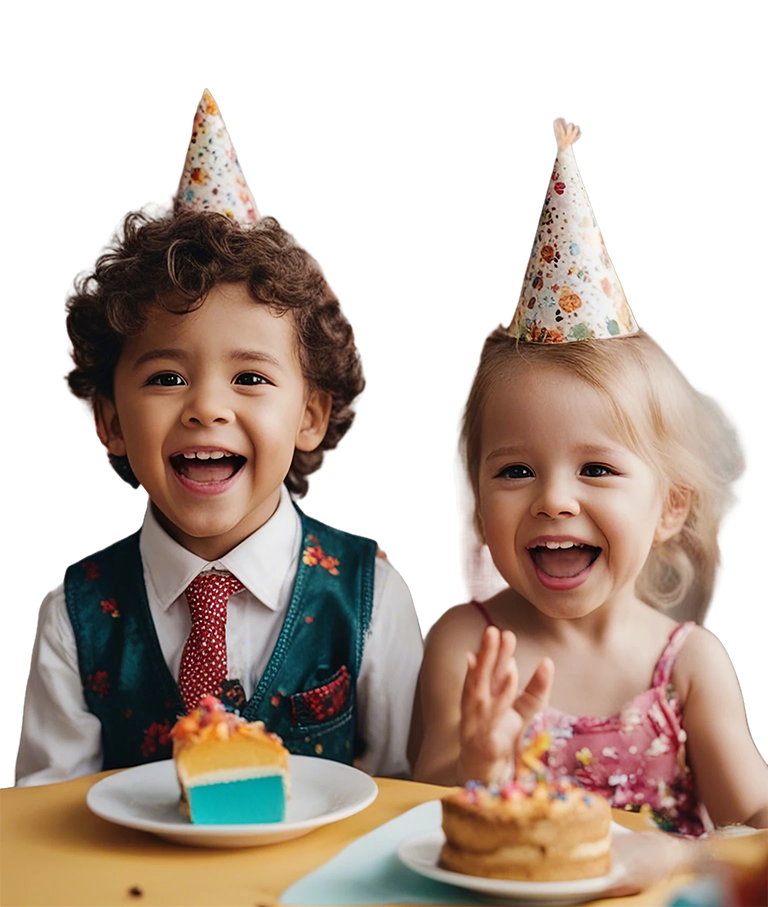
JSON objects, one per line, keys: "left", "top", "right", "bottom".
{"left": 139, "top": 484, "right": 301, "bottom": 613}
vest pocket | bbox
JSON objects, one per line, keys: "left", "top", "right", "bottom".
{"left": 286, "top": 703, "right": 354, "bottom": 742}
{"left": 288, "top": 665, "right": 352, "bottom": 731}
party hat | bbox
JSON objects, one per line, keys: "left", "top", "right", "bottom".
{"left": 509, "top": 119, "right": 638, "bottom": 343}
{"left": 174, "top": 89, "right": 260, "bottom": 225}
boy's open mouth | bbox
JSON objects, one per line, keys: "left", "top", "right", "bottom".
{"left": 169, "top": 449, "right": 246, "bottom": 485}
{"left": 528, "top": 540, "right": 601, "bottom": 578}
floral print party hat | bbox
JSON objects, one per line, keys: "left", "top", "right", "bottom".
{"left": 509, "top": 119, "right": 638, "bottom": 343}
{"left": 174, "top": 89, "right": 260, "bottom": 225}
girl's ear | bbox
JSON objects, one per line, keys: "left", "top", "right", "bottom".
{"left": 94, "top": 396, "right": 127, "bottom": 457}
{"left": 655, "top": 485, "right": 691, "bottom": 545}
{"left": 453, "top": 433, "right": 508, "bottom": 602}
{"left": 295, "top": 389, "right": 332, "bottom": 452}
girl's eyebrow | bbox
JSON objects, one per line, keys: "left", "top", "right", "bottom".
{"left": 131, "top": 348, "right": 283, "bottom": 369}
{"left": 485, "top": 442, "right": 625, "bottom": 463}
{"left": 578, "top": 443, "right": 625, "bottom": 458}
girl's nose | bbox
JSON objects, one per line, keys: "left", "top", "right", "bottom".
{"left": 530, "top": 476, "right": 580, "bottom": 519}
{"left": 181, "top": 384, "right": 234, "bottom": 427}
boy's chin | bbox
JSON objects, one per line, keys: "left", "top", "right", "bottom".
{"left": 152, "top": 495, "right": 281, "bottom": 554}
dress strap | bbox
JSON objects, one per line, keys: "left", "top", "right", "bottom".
{"left": 470, "top": 600, "right": 497, "bottom": 627}
{"left": 652, "top": 621, "right": 696, "bottom": 688}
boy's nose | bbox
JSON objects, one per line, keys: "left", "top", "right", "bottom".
{"left": 181, "top": 387, "right": 234, "bottom": 427}
{"left": 530, "top": 477, "right": 580, "bottom": 520}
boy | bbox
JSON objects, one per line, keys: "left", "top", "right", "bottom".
{"left": 16, "top": 91, "right": 421, "bottom": 785}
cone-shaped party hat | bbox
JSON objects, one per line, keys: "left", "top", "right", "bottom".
{"left": 509, "top": 119, "right": 638, "bottom": 343}
{"left": 174, "top": 89, "right": 260, "bottom": 225}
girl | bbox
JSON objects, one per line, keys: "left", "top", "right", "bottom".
{"left": 411, "top": 121, "right": 767, "bottom": 837}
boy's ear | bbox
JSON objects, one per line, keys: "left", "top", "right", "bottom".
{"left": 654, "top": 484, "right": 691, "bottom": 546}
{"left": 295, "top": 389, "right": 332, "bottom": 452}
{"left": 94, "top": 396, "right": 127, "bottom": 457}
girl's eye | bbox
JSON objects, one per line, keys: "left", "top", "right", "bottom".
{"left": 234, "top": 373, "right": 269, "bottom": 386}
{"left": 147, "top": 373, "right": 185, "bottom": 387}
{"left": 496, "top": 464, "right": 534, "bottom": 479}
{"left": 581, "top": 463, "right": 615, "bottom": 478}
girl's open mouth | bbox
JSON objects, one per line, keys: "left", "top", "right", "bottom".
{"left": 169, "top": 449, "right": 246, "bottom": 486}
{"left": 527, "top": 540, "right": 601, "bottom": 591}
{"left": 528, "top": 542, "right": 601, "bottom": 578}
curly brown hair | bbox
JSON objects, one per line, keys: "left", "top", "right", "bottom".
{"left": 66, "top": 210, "right": 365, "bottom": 496}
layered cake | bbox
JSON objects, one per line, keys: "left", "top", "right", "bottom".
{"left": 441, "top": 734, "right": 612, "bottom": 881}
{"left": 171, "top": 696, "right": 289, "bottom": 824}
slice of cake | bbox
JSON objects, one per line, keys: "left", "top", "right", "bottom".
{"left": 171, "top": 696, "right": 289, "bottom": 824}
{"left": 441, "top": 733, "right": 612, "bottom": 881}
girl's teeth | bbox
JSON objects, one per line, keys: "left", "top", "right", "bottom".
{"left": 544, "top": 541, "right": 576, "bottom": 549}
{"left": 209, "top": 451, "right": 224, "bottom": 459}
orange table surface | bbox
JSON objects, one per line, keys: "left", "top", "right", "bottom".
{"left": 1, "top": 771, "right": 765, "bottom": 907}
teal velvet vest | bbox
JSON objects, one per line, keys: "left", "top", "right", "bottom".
{"left": 64, "top": 509, "right": 376, "bottom": 771}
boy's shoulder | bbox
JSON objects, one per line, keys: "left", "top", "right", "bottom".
{"left": 66, "top": 530, "right": 143, "bottom": 570}
{"left": 295, "top": 508, "right": 378, "bottom": 573}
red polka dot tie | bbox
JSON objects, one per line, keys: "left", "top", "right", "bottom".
{"left": 179, "top": 572, "right": 244, "bottom": 713}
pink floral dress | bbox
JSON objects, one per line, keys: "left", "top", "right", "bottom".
{"left": 472, "top": 603, "right": 712, "bottom": 837}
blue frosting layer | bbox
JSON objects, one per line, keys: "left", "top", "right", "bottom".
{"left": 188, "top": 774, "right": 286, "bottom": 824}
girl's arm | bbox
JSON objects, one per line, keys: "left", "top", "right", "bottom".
{"left": 674, "top": 626, "right": 768, "bottom": 828}
{"left": 411, "top": 608, "right": 553, "bottom": 786}
{"left": 410, "top": 606, "right": 479, "bottom": 785}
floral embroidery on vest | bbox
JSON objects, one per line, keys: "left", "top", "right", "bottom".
{"left": 140, "top": 721, "right": 172, "bottom": 758}
{"left": 86, "top": 670, "right": 110, "bottom": 698}
{"left": 302, "top": 534, "right": 340, "bottom": 574}
{"left": 99, "top": 598, "right": 120, "bottom": 618}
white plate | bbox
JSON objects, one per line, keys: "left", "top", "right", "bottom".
{"left": 86, "top": 755, "right": 378, "bottom": 847}
{"left": 397, "top": 824, "right": 633, "bottom": 904}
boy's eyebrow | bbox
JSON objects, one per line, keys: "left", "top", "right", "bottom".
{"left": 131, "top": 348, "right": 284, "bottom": 369}
{"left": 132, "top": 348, "right": 187, "bottom": 369}
{"left": 485, "top": 445, "right": 527, "bottom": 462}
{"left": 229, "top": 349, "right": 284, "bottom": 369}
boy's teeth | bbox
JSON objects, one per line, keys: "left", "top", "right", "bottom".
{"left": 542, "top": 541, "right": 577, "bottom": 549}
{"left": 180, "top": 450, "right": 232, "bottom": 460}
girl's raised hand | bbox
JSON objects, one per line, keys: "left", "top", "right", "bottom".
{"left": 459, "top": 626, "right": 554, "bottom": 785}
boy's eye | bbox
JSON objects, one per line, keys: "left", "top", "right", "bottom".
{"left": 234, "top": 373, "right": 269, "bottom": 386}
{"left": 496, "top": 464, "right": 534, "bottom": 479}
{"left": 147, "top": 373, "right": 185, "bottom": 387}
{"left": 581, "top": 463, "right": 615, "bottom": 478}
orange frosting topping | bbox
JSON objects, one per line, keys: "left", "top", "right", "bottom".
{"left": 171, "top": 696, "right": 285, "bottom": 749}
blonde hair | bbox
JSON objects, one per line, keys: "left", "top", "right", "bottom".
{"left": 460, "top": 329, "right": 744, "bottom": 622}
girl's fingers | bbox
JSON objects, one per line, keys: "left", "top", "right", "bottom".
{"left": 473, "top": 626, "right": 500, "bottom": 698}
{"left": 461, "top": 650, "right": 483, "bottom": 716}
{"left": 491, "top": 630, "right": 517, "bottom": 693}
{"left": 494, "top": 654, "right": 519, "bottom": 711}
{"left": 533, "top": 657, "right": 555, "bottom": 708}
{"left": 513, "top": 656, "right": 555, "bottom": 724}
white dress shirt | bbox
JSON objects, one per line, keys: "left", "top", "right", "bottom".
{"left": 16, "top": 486, "right": 423, "bottom": 786}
